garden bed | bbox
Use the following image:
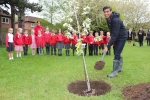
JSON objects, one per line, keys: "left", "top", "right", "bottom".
{"left": 122, "top": 82, "right": 150, "bottom": 100}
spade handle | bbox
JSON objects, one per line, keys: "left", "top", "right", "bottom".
{"left": 101, "top": 50, "right": 106, "bottom": 61}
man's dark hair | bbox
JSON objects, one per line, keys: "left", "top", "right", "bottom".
{"left": 103, "top": 6, "right": 112, "bottom": 11}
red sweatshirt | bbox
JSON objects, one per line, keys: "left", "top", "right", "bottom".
{"left": 22, "top": 34, "right": 30, "bottom": 45}
{"left": 64, "top": 36, "right": 71, "bottom": 44}
{"left": 87, "top": 35, "right": 94, "bottom": 44}
{"left": 14, "top": 33, "right": 23, "bottom": 45}
{"left": 36, "top": 35, "right": 44, "bottom": 47}
{"left": 93, "top": 36, "right": 100, "bottom": 45}
{"left": 5, "top": 34, "right": 9, "bottom": 47}
{"left": 29, "top": 34, "right": 35, "bottom": 45}
{"left": 43, "top": 32, "right": 51, "bottom": 44}
{"left": 105, "top": 36, "right": 111, "bottom": 45}
{"left": 56, "top": 33, "right": 64, "bottom": 42}
{"left": 99, "top": 35, "right": 107, "bottom": 45}
{"left": 50, "top": 34, "right": 57, "bottom": 45}
{"left": 71, "top": 35, "right": 78, "bottom": 45}
{"left": 81, "top": 34, "right": 87, "bottom": 43}
{"left": 34, "top": 25, "right": 44, "bottom": 36}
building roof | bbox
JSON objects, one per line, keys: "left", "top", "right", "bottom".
{"left": 24, "top": 16, "right": 39, "bottom": 23}
{"left": 0, "top": 7, "right": 11, "bottom": 17}
{"left": 15, "top": 16, "right": 39, "bottom": 23}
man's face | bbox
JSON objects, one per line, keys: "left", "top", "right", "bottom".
{"left": 103, "top": 9, "right": 112, "bottom": 19}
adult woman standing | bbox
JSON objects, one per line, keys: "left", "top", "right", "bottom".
{"left": 137, "top": 27, "right": 145, "bottom": 47}
{"left": 127, "top": 28, "right": 133, "bottom": 46}
{"left": 146, "top": 28, "right": 150, "bottom": 46}
{"left": 34, "top": 21, "right": 44, "bottom": 54}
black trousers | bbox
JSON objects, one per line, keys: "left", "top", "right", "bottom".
{"left": 106, "top": 46, "right": 111, "bottom": 55}
{"left": 72, "top": 44, "right": 76, "bottom": 56}
{"left": 88, "top": 44, "right": 93, "bottom": 56}
{"left": 93, "top": 44, "right": 98, "bottom": 55}
{"left": 36, "top": 48, "right": 39, "bottom": 54}
{"left": 139, "top": 40, "right": 143, "bottom": 47}
{"left": 51, "top": 44, "right": 56, "bottom": 55}
{"left": 45, "top": 42, "right": 50, "bottom": 55}
{"left": 147, "top": 39, "right": 150, "bottom": 46}
{"left": 113, "top": 40, "right": 126, "bottom": 60}
{"left": 23, "top": 45, "right": 28, "bottom": 55}
{"left": 38, "top": 46, "right": 43, "bottom": 55}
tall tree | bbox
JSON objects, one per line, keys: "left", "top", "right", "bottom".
{"left": 0, "top": 0, "right": 42, "bottom": 31}
{"left": 39, "top": 0, "right": 66, "bottom": 24}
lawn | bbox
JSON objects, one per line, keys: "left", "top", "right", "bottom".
{"left": 0, "top": 41, "right": 150, "bottom": 100}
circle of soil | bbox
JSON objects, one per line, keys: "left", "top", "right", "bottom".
{"left": 94, "top": 61, "right": 105, "bottom": 70}
{"left": 67, "top": 80, "right": 111, "bottom": 96}
{"left": 122, "top": 82, "right": 150, "bottom": 100}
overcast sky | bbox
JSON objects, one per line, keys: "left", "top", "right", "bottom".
{"left": 27, "top": 0, "right": 41, "bottom": 17}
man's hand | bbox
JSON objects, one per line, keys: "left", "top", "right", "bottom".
{"left": 105, "top": 47, "right": 108, "bottom": 52}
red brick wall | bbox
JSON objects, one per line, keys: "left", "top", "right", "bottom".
{"left": 1, "top": 17, "right": 11, "bottom": 28}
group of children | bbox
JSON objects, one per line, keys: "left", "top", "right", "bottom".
{"left": 80, "top": 30, "right": 111, "bottom": 56}
{"left": 5, "top": 27, "right": 111, "bottom": 60}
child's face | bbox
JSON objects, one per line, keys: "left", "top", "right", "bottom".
{"left": 31, "top": 30, "right": 34, "bottom": 34}
{"left": 9, "top": 29, "right": 13, "bottom": 34}
{"left": 19, "top": 29, "right": 23, "bottom": 33}
{"left": 38, "top": 31, "right": 41, "bottom": 35}
{"left": 24, "top": 31, "right": 28, "bottom": 34}
{"left": 46, "top": 28, "right": 49, "bottom": 31}
{"left": 59, "top": 29, "right": 61, "bottom": 33}
{"left": 95, "top": 33, "right": 98, "bottom": 36}
{"left": 107, "top": 32, "right": 110, "bottom": 36}
{"left": 100, "top": 31, "right": 103, "bottom": 35}
{"left": 73, "top": 32, "right": 76, "bottom": 35}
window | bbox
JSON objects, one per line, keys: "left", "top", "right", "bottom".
{"left": 2, "top": 17, "right": 9, "bottom": 24}
{"left": 31, "top": 23, "right": 35, "bottom": 27}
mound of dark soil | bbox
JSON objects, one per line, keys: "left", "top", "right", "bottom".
{"left": 94, "top": 61, "right": 105, "bottom": 70}
{"left": 67, "top": 80, "right": 111, "bottom": 96}
{"left": 122, "top": 82, "right": 150, "bottom": 100}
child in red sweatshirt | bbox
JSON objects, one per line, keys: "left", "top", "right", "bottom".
{"left": 87, "top": 31, "right": 94, "bottom": 56}
{"left": 14, "top": 28, "right": 23, "bottom": 58}
{"left": 106, "top": 32, "right": 111, "bottom": 55}
{"left": 34, "top": 20, "right": 44, "bottom": 54}
{"left": 56, "top": 29, "right": 64, "bottom": 56}
{"left": 93, "top": 32, "right": 100, "bottom": 56}
{"left": 71, "top": 30, "right": 78, "bottom": 56}
{"left": 5, "top": 28, "right": 14, "bottom": 60}
{"left": 44, "top": 27, "right": 51, "bottom": 55}
{"left": 36, "top": 30, "right": 44, "bottom": 55}
{"left": 29, "top": 29, "right": 37, "bottom": 55}
{"left": 50, "top": 30, "right": 57, "bottom": 55}
{"left": 64, "top": 30, "right": 72, "bottom": 56}
{"left": 22, "top": 30, "right": 30, "bottom": 55}
{"left": 99, "top": 30, "right": 106, "bottom": 55}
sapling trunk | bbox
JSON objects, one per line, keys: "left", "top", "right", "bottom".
{"left": 82, "top": 45, "right": 91, "bottom": 92}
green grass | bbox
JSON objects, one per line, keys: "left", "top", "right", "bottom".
{"left": 0, "top": 41, "right": 150, "bottom": 100}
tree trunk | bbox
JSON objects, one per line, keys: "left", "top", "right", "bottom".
{"left": 18, "top": 12, "right": 25, "bottom": 33}
{"left": 51, "top": 0, "right": 53, "bottom": 24}
{"left": 11, "top": 5, "right": 15, "bottom": 34}
{"left": 0, "top": 16, "right": 2, "bottom": 45}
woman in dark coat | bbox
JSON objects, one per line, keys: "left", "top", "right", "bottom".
{"left": 146, "top": 28, "right": 150, "bottom": 46}
{"left": 127, "top": 28, "right": 133, "bottom": 45}
{"left": 137, "top": 27, "right": 145, "bottom": 47}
